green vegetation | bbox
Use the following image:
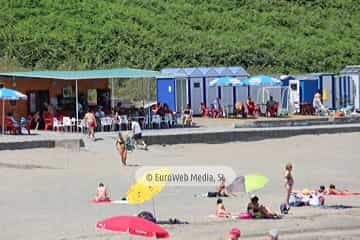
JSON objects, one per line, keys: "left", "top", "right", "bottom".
{"left": 1, "top": 0, "right": 360, "bottom": 79}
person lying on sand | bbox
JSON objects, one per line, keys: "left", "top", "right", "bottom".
{"left": 195, "top": 179, "right": 231, "bottom": 198}
{"left": 95, "top": 182, "right": 110, "bottom": 202}
{"left": 247, "top": 195, "right": 280, "bottom": 218}
{"left": 216, "top": 198, "right": 232, "bottom": 218}
{"left": 321, "top": 184, "right": 360, "bottom": 195}
{"left": 289, "top": 189, "right": 326, "bottom": 207}
{"left": 317, "top": 185, "right": 326, "bottom": 194}
{"left": 224, "top": 228, "right": 241, "bottom": 240}
{"left": 137, "top": 211, "right": 189, "bottom": 224}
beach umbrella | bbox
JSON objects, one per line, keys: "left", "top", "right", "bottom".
{"left": 0, "top": 87, "right": 27, "bottom": 135}
{"left": 226, "top": 174, "right": 269, "bottom": 194}
{"left": 96, "top": 215, "right": 170, "bottom": 238}
{"left": 208, "top": 76, "right": 244, "bottom": 87}
{"left": 127, "top": 168, "right": 170, "bottom": 217}
{"left": 242, "top": 75, "right": 281, "bottom": 86}
{"left": 127, "top": 167, "right": 169, "bottom": 204}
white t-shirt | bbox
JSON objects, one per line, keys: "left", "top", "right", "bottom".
{"left": 131, "top": 121, "right": 142, "bottom": 134}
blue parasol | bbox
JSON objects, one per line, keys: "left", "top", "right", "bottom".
{"left": 242, "top": 75, "right": 281, "bottom": 86}
{"left": 0, "top": 87, "right": 27, "bottom": 134}
{"left": 208, "top": 76, "right": 244, "bottom": 87}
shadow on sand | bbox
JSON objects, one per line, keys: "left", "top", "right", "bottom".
{"left": 0, "top": 162, "right": 59, "bottom": 170}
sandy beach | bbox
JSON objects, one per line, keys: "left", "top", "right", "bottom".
{"left": 1, "top": 132, "right": 360, "bottom": 240}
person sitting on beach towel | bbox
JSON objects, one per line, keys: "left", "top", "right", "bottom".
{"left": 95, "top": 182, "right": 110, "bottom": 202}
{"left": 247, "top": 195, "right": 280, "bottom": 218}
{"left": 216, "top": 198, "right": 232, "bottom": 218}
{"left": 224, "top": 228, "right": 241, "bottom": 240}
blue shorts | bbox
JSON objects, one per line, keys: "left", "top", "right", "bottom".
{"left": 134, "top": 133, "right": 142, "bottom": 140}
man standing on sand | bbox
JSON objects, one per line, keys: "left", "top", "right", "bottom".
{"left": 131, "top": 119, "right": 148, "bottom": 150}
{"left": 84, "top": 109, "right": 96, "bottom": 140}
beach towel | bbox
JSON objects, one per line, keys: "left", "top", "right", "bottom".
{"left": 89, "top": 198, "right": 128, "bottom": 204}
{"left": 325, "top": 192, "right": 360, "bottom": 196}
{"left": 321, "top": 205, "right": 360, "bottom": 209}
{"left": 194, "top": 192, "right": 229, "bottom": 198}
{"left": 89, "top": 198, "right": 112, "bottom": 203}
{"left": 157, "top": 219, "right": 190, "bottom": 225}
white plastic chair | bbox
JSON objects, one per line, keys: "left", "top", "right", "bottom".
{"left": 119, "top": 115, "right": 129, "bottom": 130}
{"left": 53, "top": 118, "right": 64, "bottom": 132}
{"left": 172, "top": 112, "right": 179, "bottom": 127}
{"left": 151, "top": 114, "right": 161, "bottom": 129}
{"left": 78, "top": 119, "right": 87, "bottom": 134}
{"left": 100, "top": 117, "right": 112, "bottom": 131}
{"left": 112, "top": 115, "right": 119, "bottom": 131}
{"left": 163, "top": 114, "right": 172, "bottom": 128}
{"left": 62, "top": 117, "right": 74, "bottom": 132}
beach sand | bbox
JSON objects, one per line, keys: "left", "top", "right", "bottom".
{"left": 1, "top": 133, "right": 360, "bottom": 239}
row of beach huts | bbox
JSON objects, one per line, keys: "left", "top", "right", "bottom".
{"left": 156, "top": 66, "right": 360, "bottom": 115}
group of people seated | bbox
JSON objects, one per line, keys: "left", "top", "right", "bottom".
{"left": 215, "top": 194, "right": 280, "bottom": 219}
{"left": 200, "top": 96, "right": 279, "bottom": 118}
{"left": 152, "top": 102, "right": 175, "bottom": 128}
{"left": 200, "top": 98, "right": 224, "bottom": 118}
{"left": 3, "top": 112, "right": 30, "bottom": 134}
{"left": 290, "top": 184, "right": 360, "bottom": 208}
{"left": 235, "top": 96, "right": 279, "bottom": 118}
{"left": 234, "top": 97, "right": 259, "bottom": 117}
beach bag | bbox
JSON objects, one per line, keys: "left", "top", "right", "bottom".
{"left": 239, "top": 212, "right": 253, "bottom": 219}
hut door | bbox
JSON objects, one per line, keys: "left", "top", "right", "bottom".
{"left": 27, "top": 90, "right": 49, "bottom": 113}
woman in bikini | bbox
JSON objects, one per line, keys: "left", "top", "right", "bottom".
{"left": 247, "top": 195, "right": 279, "bottom": 218}
{"left": 284, "top": 163, "right": 294, "bottom": 210}
{"left": 115, "top": 132, "right": 127, "bottom": 166}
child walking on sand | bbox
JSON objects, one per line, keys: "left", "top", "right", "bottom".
{"left": 115, "top": 132, "right": 127, "bottom": 166}
{"left": 284, "top": 163, "right": 294, "bottom": 211}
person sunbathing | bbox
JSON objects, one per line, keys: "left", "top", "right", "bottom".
{"left": 216, "top": 198, "right": 232, "bottom": 218}
{"left": 204, "top": 179, "right": 230, "bottom": 197}
{"left": 247, "top": 195, "right": 279, "bottom": 218}
{"left": 317, "top": 185, "right": 326, "bottom": 194}
{"left": 95, "top": 182, "right": 110, "bottom": 202}
{"left": 324, "top": 184, "right": 360, "bottom": 195}
{"left": 217, "top": 180, "right": 229, "bottom": 197}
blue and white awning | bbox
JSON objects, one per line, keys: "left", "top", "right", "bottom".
{"left": 242, "top": 75, "right": 281, "bottom": 86}
{"left": 208, "top": 76, "right": 244, "bottom": 87}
